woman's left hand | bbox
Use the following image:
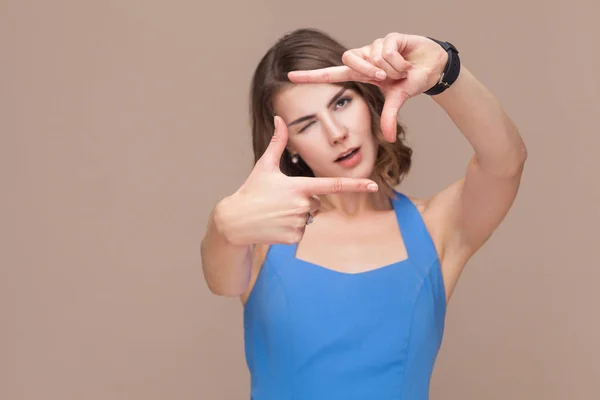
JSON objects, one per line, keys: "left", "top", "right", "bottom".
{"left": 288, "top": 33, "right": 449, "bottom": 142}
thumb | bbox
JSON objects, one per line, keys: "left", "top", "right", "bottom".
{"left": 380, "top": 90, "right": 408, "bottom": 142}
{"left": 258, "top": 116, "right": 289, "bottom": 170}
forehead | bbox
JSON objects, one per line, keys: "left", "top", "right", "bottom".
{"left": 273, "top": 83, "right": 347, "bottom": 118}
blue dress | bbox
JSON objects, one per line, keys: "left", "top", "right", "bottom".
{"left": 243, "top": 191, "right": 447, "bottom": 400}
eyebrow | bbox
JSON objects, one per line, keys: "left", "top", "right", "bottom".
{"left": 286, "top": 86, "right": 349, "bottom": 127}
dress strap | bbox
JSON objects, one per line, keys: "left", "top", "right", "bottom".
{"left": 391, "top": 191, "right": 439, "bottom": 274}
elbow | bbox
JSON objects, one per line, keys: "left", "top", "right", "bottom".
{"left": 501, "top": 146, "right": 527, "bottom": 177}
{"left": 202, "top": 268, "right": 247, "bottom": 297}
{"left": 516, "top": 136, "right": 528, "bottom": 165}
{"left": 504, "top": 126, "right": 528, "bottom": 168}
{"left": 506, "top": 139, "right": 528, "bottom": 175}
{"left": 511, "top": 137, "right": 528, "bottom": 174}
{"left": 475, "top": 139, "right": 527, "bottom": 178}
{"left": 205, "top": 281, "right": 246, "bottom": 297}
{"left": 201, "top": 263, "right": 248, "bottom": 298}
{"left": 498, "top": 125, "right": 528, "bottom": 176}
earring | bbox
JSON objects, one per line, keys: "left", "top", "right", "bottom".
{"left": 291, "top": 154, "right": 299, "bottom": 164}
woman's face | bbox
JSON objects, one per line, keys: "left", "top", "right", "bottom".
{"left": 273, "top": 83, "right": 378, "bottom": 180}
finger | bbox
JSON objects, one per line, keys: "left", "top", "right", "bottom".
{"left": 309, "top": 195, "right": 321, "bottom": 214}
{"left": 293, "top": 215, "right": 309, "bottom": 230}
{"left": 382, "top": 34, "right": 413, "bottom": 76}
{"left": 342, "top": 50, "right": 387, "bottom": 81}
{"left": 370, "top": 42, "right": 407, "bottom": 81}
{"left": 380, "top": 90, "right": 409, "bottom": 142}
{"left": 282, "top": 227, "right": 304, "bottom": 245}
{"left": 258, "top": 115, "right": 288, "bottom": 170}
{"left": 288, "top": 66, "right": 373, "bottom": 84}
{"left": 293, "top": 176, "right": 379, "bottom": 195}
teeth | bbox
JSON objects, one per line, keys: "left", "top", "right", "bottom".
{"left": 339, "top": 149, "right": 355, "bottom": 159}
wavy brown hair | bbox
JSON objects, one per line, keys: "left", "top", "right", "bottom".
{"left": 250, "top": 28, "right": 412, "bottom": 197}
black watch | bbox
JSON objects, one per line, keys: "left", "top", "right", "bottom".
{"left": 423, "top": 37, "right": 461, "bottom": 96}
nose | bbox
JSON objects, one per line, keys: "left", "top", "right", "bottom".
{"left": 321, "top": 113, "right": 348, "bottom": 145}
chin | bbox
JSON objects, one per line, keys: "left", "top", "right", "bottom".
{"left": 350, "top": 164, "right": 375, "bottom": 179}
{"left": 329, "top": 162, "right": 375, "bottom": 180}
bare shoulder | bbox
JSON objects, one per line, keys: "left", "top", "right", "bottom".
{"left": 401, "top": 179, "right": 464, "bottom": 246}
{"left": 420, "top": 178, "right": 465, "bottom": 228}
{"left": 406, "top": 179, "right": 468, "bottom": 302}
{"left": 404, "top": 194, "right": 428, "bottom": 213}
{"left": 240, "top": 243, "right": 270, "bottom": 305}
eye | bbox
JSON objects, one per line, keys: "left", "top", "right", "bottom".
{"left": 298, "top": 120, "right": 315, "bottom": 133}
{"left": 335, "top": 97, "right": 352, "bottom": 109}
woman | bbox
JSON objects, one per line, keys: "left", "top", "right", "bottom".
{"left": 201, "top": 28, "right": 526, "bottom": 399}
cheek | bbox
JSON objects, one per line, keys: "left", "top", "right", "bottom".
{"left": 355, "top": 112, "right": 376, "bottom": 144}
{"left": 298, "top": 144, "right": 329, "bottom": 165}
{"left": 352, "top": 106, "right": 379, "bottom": 157}
{"left": 349, "top": 101, "right": 373, "bottom": 132}
{"left": 291, "top": 136, "right": 328, "bottom": 163}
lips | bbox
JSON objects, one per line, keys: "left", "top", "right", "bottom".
{"left": 334, "top": 147, "right": 359, "bottom": 162}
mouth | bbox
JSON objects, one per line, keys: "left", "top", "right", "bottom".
{"left": 334, "top": 147, "right": 360, "bottom": 162}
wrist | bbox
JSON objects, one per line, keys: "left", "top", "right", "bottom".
{"left": 424, "top": 37, "right": 461, "bottom": 96}
{"left": 213, "top": 195, "right": 248, "bottom": 247}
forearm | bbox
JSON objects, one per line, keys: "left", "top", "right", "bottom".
{"left": 432, "top": 66, "right": 527, "bottom": 176}
{"left": 200, "top": 201, "right": 253, "bottom": 297}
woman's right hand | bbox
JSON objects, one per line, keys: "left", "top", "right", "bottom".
{"left": 214, "top": 116, "right": 379, "bottom": 246}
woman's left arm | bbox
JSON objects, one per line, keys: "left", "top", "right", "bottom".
{"left": 286, "top": 32, "right": 528, "bottom": 266}
{"left": 426, "top": 66, "right": 527, "bottom": 263}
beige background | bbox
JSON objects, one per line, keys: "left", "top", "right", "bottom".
{"left": 2, "top": 0, "right": 598, "bottom": 399}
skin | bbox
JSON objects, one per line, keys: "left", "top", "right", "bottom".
{"left": 274, "top": 83, "right": 381, "bottom": 214}
{"left": 239, "top": 83, "right": 425, "bottom": 304}
{"left": 237, "top": 33, "right": 527, "bottom": 305}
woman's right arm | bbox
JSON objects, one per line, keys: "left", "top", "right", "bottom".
{"left": 200, "top": 116, "right": 378, "bottom": 297}
{"left": 200, "top": 195, "right": 254, "bottom": 297}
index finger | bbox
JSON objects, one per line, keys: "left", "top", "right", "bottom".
{"left": 293, "top": 176, "right": 379, "bottom": 195}
{"left": 288, "top": 66, "right": 374, "bottom": 84}
{"left": 342, "top": 50, "right": 388, "bottom": 81}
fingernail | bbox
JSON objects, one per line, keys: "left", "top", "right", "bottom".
{"left": 375, "top": 70, "right": 387, "bottom": 80}
{"left": 274, "top": 116, "right": 279, "bottom": 130}
{"left": 367, "top": 183, "right": 379, "bottom": 191}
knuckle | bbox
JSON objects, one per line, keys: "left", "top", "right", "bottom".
{"left": 296, "top": 198, "right": 311, "bottom": 211}
{"left": 282, "top": 231, "right": 296, "bottom": 244}
{"left": 388, "top": 70, "right": 404, "bottom": 79}
{"left": 383, "top": 48, "right": 395, "bottom": 59}
{"left": 296, "top": 217, "right": 307, "bottom": 229}
{"left": 332, "top": 178, "right": 343, "bottom": 193}
{"left": 342, "top": 50, "right": 352, "bottom": 63}
{"left": 289, "top": 230, "right": 303, "bottom": 243}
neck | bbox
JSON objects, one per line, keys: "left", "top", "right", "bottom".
{"left": 320, "top": 191, "right": 391, "bottom": 216}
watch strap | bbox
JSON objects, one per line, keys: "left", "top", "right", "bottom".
{"left": 424, "top": 37, "right": 461, "bottom": 96}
